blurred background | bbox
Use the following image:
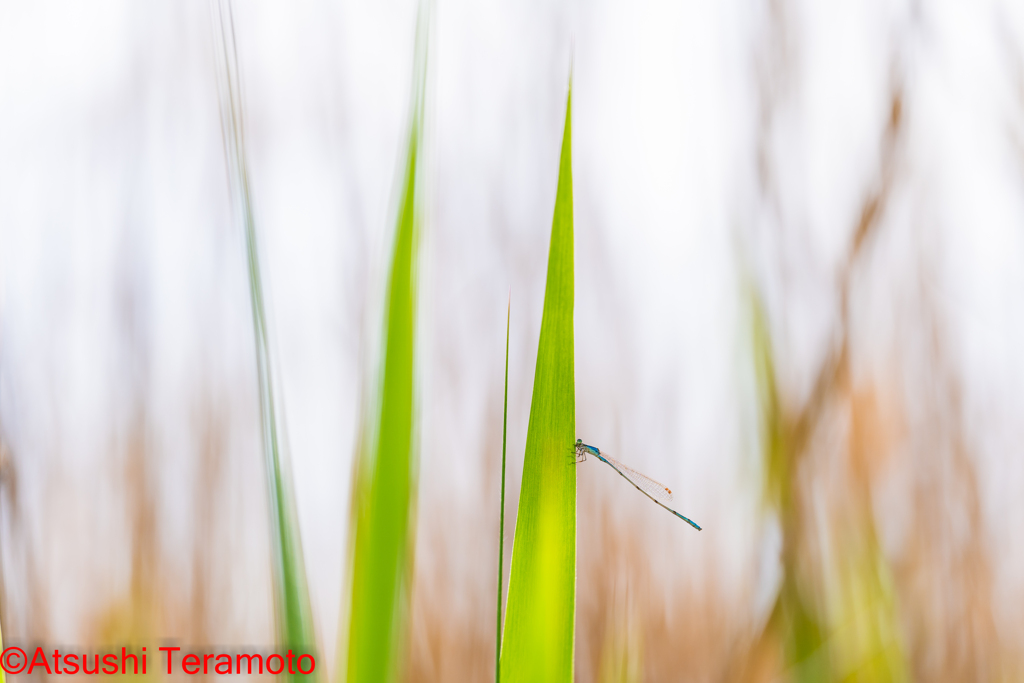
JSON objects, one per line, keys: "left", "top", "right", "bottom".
{"left": 3, "top": 1, "right": 1024, "bottom": 681}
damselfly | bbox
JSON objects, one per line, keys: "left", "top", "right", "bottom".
{"left": 575, "top": 439, "right": 701, "bottom": 531}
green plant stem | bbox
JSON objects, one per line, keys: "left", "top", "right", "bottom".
{"left": 496, "top": 294, "right": 510, "bottom": 683}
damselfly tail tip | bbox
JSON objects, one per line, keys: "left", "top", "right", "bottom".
{"left": 675, "top": 511, "right": 701, "bottom": 530}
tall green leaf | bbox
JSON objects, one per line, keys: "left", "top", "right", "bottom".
{"left": 500, "top": 81, "right": 576, "bottom": 683}
{"left": 496, "top": 295, "right": 511, "bottom": 683}
{"left": 212, "top": 2, "right": 318, "bottom": 679}
{"left": 344, "top": 9, "right": 427, "bottom": 683}
{"left": 0, "top": 605, "right": 5, "bottom": 683}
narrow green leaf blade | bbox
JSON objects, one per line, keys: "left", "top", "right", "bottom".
{"left": 344, "top": 11, "right": 427, "bottom": 683}
{"left": 0, "top": 607, "right": 5, "bottom": 683}
{"left": 212, "top": 4, "right": 318, "bottom": 679}
{"left": 496, "top": 295, "right": 511, "bottom": 683}
{"left": 500, "top": 82, "right": 576, "bottom": 683}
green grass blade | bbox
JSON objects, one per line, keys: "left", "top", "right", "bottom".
{"left": 344, "top": 9, "right": 427, "bottom": 683}
{"left": 500, "top": 81, "right": 576, "bottom": 683}
{"left": 496, "top": 294, "right": 511, "bottom": 683}
{"left": 212, "top": 4, "right": 318, "bottom": 679}
{"left": 0, "top": 605, "right": 5, "bottom": 683}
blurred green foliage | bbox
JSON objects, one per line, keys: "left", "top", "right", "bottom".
{"left": 343, "top": 9, "right": 427, "bottom": 683}
{"left": 749, "top": 289, "right": 906, "bottom": 683}
{"left": 213, "top": 3, "right": 318, "bottom": 680}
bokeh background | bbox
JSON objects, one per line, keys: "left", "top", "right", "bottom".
{"left": 3, "top": 1, "right": 1024, "bottom": 681}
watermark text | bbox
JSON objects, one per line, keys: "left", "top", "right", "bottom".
{"left": 1, "top": 646, "right": 316, "bottom": 675}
